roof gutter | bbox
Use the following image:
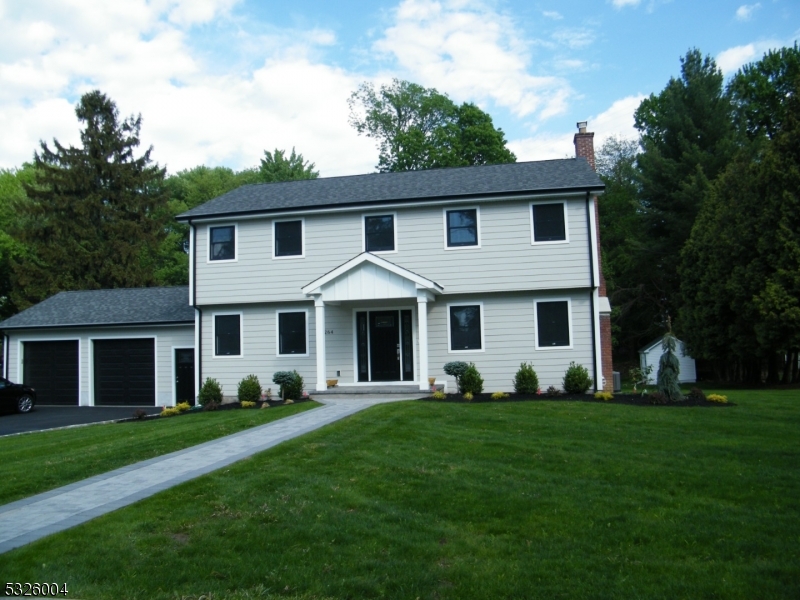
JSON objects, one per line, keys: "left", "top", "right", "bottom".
{"left": 0, "top": 320, "right": 194, "bottom": 331}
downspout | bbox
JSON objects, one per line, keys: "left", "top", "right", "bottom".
{"left": 3, "top": 333, "right": 8, "bottom": 379}
{"left": 190, "top": 221, "right": 202, "bottom": 399}
{"left": 586, "top": 191, "right": 599, "bottom": 392}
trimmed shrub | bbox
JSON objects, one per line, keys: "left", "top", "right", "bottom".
{"left": 176, "top": 402, "right": 191, "bottom": 412}
{"left": 513, "top": 362, "right": 539, "bottom": 394}
{"left": 273, "top": 370, "right": 304, "bottom": 400}
{"left": 160, "top": 407, "right": 180, "bottom": 417}
{"left": 594, "top": 391, "right": 614, "bottom": 401}
{"left": 491, "top": 391, "right": 509, "bottom": 400}
{"left": 563, "top": 362, "right": 592, "bottom": 394}
{"left": 238, "top": 374, "right": 262, "bottom": 403}
{"left": 432, "top": 390, "right": 446, "bottom": 400}
{"left": 241, "top": 400, "right": 256, "bottom": 408}
{"left": 707, "top": 394, "right": 728, "bottom": 404}
{"left": 648, "top": 391, "right": 668, "bottom": 405}
{"left": 463, "top": 391, "right": 474, "bottom": 402}
{"left": 545, "top": 385, "right": 561, "bottom": 397}
{"left": 687, "top": 387, "right": 706, "bottom": 402}
{"left": 459, "top": 363, "right": 484, "bottom": 395}
{"left": 443, "top": 361, "right": 469, "bottom": 390}
{"left": 198, "top": 378, "right": 223, "bottom": 406}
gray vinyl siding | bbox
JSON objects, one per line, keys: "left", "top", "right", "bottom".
{"left": 6, "top": 325, "right": 194, "bottom": 406}
{"left": 195, "top": 196, "right": 592, "bottom": 305}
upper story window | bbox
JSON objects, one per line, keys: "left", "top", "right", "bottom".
{"left": 445, "top": 208, "right": 479, "bottom": 248}
{"left": 274, "top": 219, "right": 304, "bottom": 258}
{"left": 209, "top": 225, "right": 236, "bottom": 261}
{"left": 214, "top": 313, "right": 241, "bottom": 356}
{"left": 535, "top": 300, "right": 572, "bottom": 348}
{"left": 531, "top": 203, "right": 567, "bottom": 243}
{"left": 277, "top": 311, "right": 308, "bottom": 355}
{"left": 364, "top": 214, "right": 396, "bottom": 253}
{"left": 448, "top": 303, "right": 484, "bottom": 352}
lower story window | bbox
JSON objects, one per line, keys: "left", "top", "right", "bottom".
{"left": 215, "top": 314, "right": 241, "bottom": 356}
{"left": 449, "top": 304, "right": 482, "bottom": 351}
{"left": 278, "top": 311, "right": 307, "bottom": 355}
{"left": 536, "top": 300, "right": 570, "bottom": 347}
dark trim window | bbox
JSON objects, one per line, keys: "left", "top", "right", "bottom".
{"left": 532, "top": 203, "right": 566, "bottom": 242}
{"left": 446, "top": 209, "right": 478, "bottom": 247}
{"left": 364, "top": 215, "right": 395, "bottom": 252}
{"left": 210, "top": 225, "right": 235, "bottom": 260}
{"left": 449, "top": 304, "right": 482, "bottom": 351}
{"left": 536, "top": 301, "right": 570, "bottom": 347}
{"left": 278, "top": 312, "right": 307, "bottom": 355}
{"left": 215, "top": 314, "right": 241, "bottom": 356}
{"left": 274, "top": 220, "right": 303, "bottom": 257}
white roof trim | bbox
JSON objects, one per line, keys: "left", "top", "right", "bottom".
{"left": 302, "top": 252, "right": 443, "bottom": 296}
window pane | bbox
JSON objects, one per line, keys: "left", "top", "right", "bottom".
{"left": 365, "top": 215, "right": 395, "bottom": 252}
{"left": 215, "top": 314, "right": 240, "bottom": 355}
{"left": 533, "top": 204, "right": 566, "bottom": 242}
{"left": 449, "top": 305, "right": 482, "bottom": 350}
{"left": 275, "top": 220, "right": 303, "bottom": 257}
{"left": 210, "top": 226, "right": 235, "bottom": 260}
{"left": 279, "top": 312, "right": 306, "bottom": 355}
{"left": 537, "top": 301, "right": 570, "bottom": 347}
{"left": 447, "top": 209, "right": 478, "bottom": 247}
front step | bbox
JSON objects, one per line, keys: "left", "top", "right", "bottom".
{"left": 312, "top": 385, "right": 427, "bottom": 396}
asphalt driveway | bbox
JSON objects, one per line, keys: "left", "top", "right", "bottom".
{"left": 0, "top": 406, "right": 163, "bottom": 436}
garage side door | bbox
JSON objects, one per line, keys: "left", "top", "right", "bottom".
{"left": 93, "top": 338, "right": 155, "bottom": 406}
{"left": 23, "top": 341, "right": 79, "bottom": 405}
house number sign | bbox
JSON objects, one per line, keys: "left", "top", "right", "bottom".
{"left": 325, "top": 329, "right": 334, "bottom": 334}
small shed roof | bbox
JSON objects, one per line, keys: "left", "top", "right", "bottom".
{"left": 0, "top": 287, "right": 194, "bottom": 330}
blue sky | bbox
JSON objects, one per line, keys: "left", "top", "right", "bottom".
{"left": 0, "top": 0, "right": 797, "bottom": 176}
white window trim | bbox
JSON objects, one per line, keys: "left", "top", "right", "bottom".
{"left": 212, "top": 311, "right": 244, "bottom": 358}
{"left": 272, "top": 218, "right": 305, "bottom": 260}
{"left": 362, "top": 212, "right": 398, "bottom": 254}
{"left": 442, "top": 206, "right": 481, "bottom": 250}
{"left": 530, "top": 201, "right": 569, "bottom": 245}
{"left": 207, "top": 223, "right": 239, "bottom": 263}
{"left": 446, "top": 301, "right": 486, "bottom": 354}
{"left": 534, "top": 297, "right": 574, "bottom": 350}
{"left": 276, "top": 309, "right": 310, "bottom": 357}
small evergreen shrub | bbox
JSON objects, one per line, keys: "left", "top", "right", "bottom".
{"left": 491, "top": 391, "right": 510, "bottom": 400}
{"left": 198, "top": 378, "right": 223, "bottom": 406}
{"left": 203, "top": 401, "right": 219, "bottom": 411}
{"left": 273, "top": 370, "right": 304, "bottom": 400}
{"left": 238, "top": 374, "right": 262, "bottom": 403}
{"left": 513, "top": 362, "right": 539, "bottom": 394}
{"left": 563, "top": 362, "right": 592, "bottom": 394}
{"left": 459, "top": 363, "right": 484, "bottom": 395}
{"left": 176, "top": 402, "right": 191, "bottom": 412}
{"left": 648, "top": 391, "right": 668, "bottom": 405}
{"left": 545, "top": 385, "right": 561, "bottom": 397}
{"left": 432, "top": 390, "right": 446, "bottom": 400}
{"left": 707, "top": 394, "right": 728, "bottom": 404}
{"left": 463, "top": 391, "right": 474, "bottom": 401}
{"left": 594, "top": 391, "right": 614, "bottom": 401}
{"left": 687, "top": 387, "right": 706, "bottom": 402}
{"left": 241, "top": 400, "right": 256, "bottom": 408}
{"left": 443, "top": 361, "right": 469, "bottom": 390}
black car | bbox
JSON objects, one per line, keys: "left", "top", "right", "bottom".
{"left": 0, "top": 378, "right": 36, "bottom": 414}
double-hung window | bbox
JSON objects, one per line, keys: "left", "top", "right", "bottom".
{"left": 535, "top": 300, "right": 571, "bottom": 348}
{"left": 277, "top": 311, "right": 307, "bottom": 355}
{"left": 274, "top": 220, "right": 303, "bottom": 258}
{"left": 448, "top": 304, "right": 483, "bottom": 351}
{"left": 364, "top": 215, "right": 396, "bottom": 252}
{"left": 214, "top": 314, "right": 241, "bottom": 356}
{"left": 209, "top": 225, "right": 236, "bottom": 261}
{"left": 445, "top": 208, "right": 479, "bottom": 248}
{"left": 531, "top": 203, "right": 567, "bottom": 243}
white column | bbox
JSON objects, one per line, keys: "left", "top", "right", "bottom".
{"left": 417, "top": 292, "right": 430, "bottom": 391}
{"left": 315, "top": 297, "right": 327, "bottom": 392}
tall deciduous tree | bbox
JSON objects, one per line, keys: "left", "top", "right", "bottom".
{"left": 348, "top": 79, "right": 515, "bottom": 172}
{"left": 0, "top": 165, "right": 35, "bottom": 318}
{"left": 11, "top": 91, "right": 169, "bottom": 308}
{"left": 258, "top": 148, "right": 319, "bottom": 182}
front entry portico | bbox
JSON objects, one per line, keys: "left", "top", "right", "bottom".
{"left": 302, "top": 253, "right": 443, "bottom": 391}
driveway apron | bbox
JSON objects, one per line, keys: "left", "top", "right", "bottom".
{"left": 0, "top": 397, "right": 417, "bottom": 554}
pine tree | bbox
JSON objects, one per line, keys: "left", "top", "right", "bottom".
{"left": 11, "top": 91, "right": 169, "bottom": 308}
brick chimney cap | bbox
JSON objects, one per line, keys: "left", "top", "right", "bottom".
{"left": 577, "top": 121, "right": 588, "bottom": 133}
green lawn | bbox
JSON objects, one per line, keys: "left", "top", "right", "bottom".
{"left": 1, "top": 390, "right": 798, "bottom": 599}
{"left": 0, "top": 402, "right": 318, "bottom": 505}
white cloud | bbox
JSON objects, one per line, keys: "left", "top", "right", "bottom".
{"left": 372, "top": 0, "right": 573, "bottom": 119}
{"left": 542, "top": 10, "right": 563, "bottom": 20}
{"left": 735, "top": 3, "right": 761, "bottom": 22}
{"left": 611, "top": 0, "right": 641, "bottom": 8}
{"left": 716, "top": 39, "right": 782, "bottom": 74}
{"left": 552, "top": 28, "right": 595, "bottom": 49}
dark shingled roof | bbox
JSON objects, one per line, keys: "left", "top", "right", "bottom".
{"left": 0, "top": 287, "right": 194, "bottom": 330}
{"left": 176, "top": 158, "right": 604, "bottom": 220}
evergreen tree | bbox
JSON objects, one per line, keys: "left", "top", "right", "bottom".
{"left": 657, "top": 331, "right": 683, "bottom": 401}
{"left": 11, "top": 91, "right": 169, "bottom": 308}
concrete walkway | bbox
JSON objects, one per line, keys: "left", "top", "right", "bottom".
{"left": 0, "top": 396, "right": 421, "bottom": 554}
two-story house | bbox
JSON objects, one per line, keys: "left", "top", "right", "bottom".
{"left": 0, "top": 123, "right": 611, "bottom": 407}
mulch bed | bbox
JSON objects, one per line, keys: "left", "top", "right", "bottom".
{"left": 119, "top": 397, "right": 314, "bottom": 422}
{"left": 420, "top": 392, "right": 734, "bottom": 407}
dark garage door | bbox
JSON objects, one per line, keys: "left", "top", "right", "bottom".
{"left": 93, "top": 338, "right": 155, "bottom": 406}
{"left": 23, "top": 340, "right": 79, "bottom": 405}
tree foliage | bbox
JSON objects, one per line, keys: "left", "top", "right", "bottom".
{"left": 657, "top": 332, "right": 683, "bottom": 401}
{"left": 0, "top": 165, "right": 36, "bottom": 318}
{"left": 11, "top": 91, "right": 169, "bottom": 309}
{"left": 348, "top": 79, "right": 515, "bottom": 172}
{"left": 259, "top": 148, "right": 319, "bottom": 182}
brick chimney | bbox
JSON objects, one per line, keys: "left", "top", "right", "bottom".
{"left": 573, "top": 121, "right": 596, "bottom": 170}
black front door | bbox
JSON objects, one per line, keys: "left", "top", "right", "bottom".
{"left": 175, "top": 348, "right": 195, "bottom": 405}
{"left": 369, "top": 311, "right": 401, "bottom": 381}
